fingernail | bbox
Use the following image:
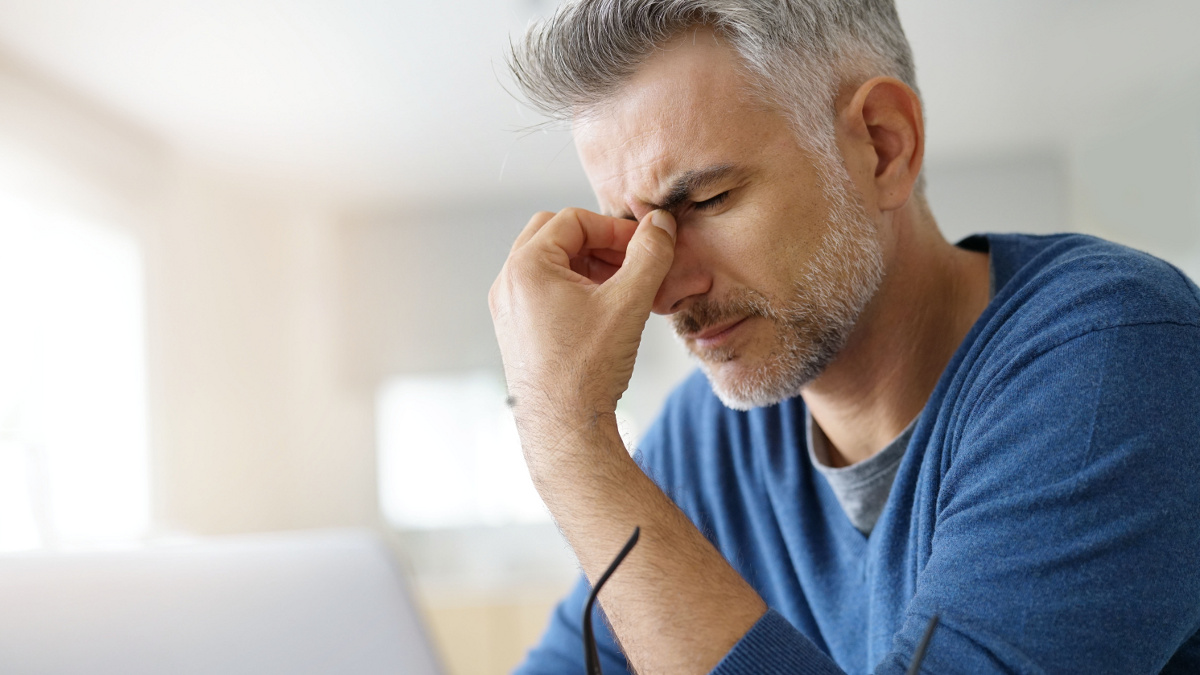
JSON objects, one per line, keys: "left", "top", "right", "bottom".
{"left": 651, "top": 210, "right": 676, "bottom": 239}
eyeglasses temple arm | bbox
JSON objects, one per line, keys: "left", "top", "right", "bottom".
{"left": 905, "top": 614, "right": 940, "bottom": 675}
{"left": 582, "top": 526, "right": 641, "bottom": 675}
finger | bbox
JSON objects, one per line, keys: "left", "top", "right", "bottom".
{"left": 569, "top": 255, "right": 621, "bottom": 284}
{"left": 511, "top": 211, "right": 556, "bottom": 253}
{"left": 589, "top": 247, "right": 626, "bottom": 267}
{"left": 606, "top": 217, "right": 640, "bottom": 253}
{"left": 567, "top": 247, "right": 626, "bottom": 281}
{"left": 529, "top": 207, "right": 639, "bottom": 263}
{"left": 607, "top": 210, "right": 677, "bottom": 305}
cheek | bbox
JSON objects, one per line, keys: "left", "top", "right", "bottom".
{"left": 674, "top": 219, "right": 745, "bottom": 274}
{"left": 677, "top": 212, "right": 788, "bottom": 293}
{"left": 765, "top": 200, "right": 834, "bottom": 281}
{"left": 695, "top": 199, "right": 835, "bottom": 301}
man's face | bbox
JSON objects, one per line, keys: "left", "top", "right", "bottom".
{"left": 575, "top": 29, "right": 884, "bottom": 410}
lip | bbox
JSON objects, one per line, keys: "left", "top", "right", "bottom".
{"left": 690, "top": 317, "right": 748, "bottom": 348}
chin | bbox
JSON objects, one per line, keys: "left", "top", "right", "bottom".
{"left": 698, "top": 354, "right": 810, "bottom": 412}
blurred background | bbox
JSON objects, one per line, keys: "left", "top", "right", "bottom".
{"left": 0, "top": 1, "right": 1197, "bottom": 673}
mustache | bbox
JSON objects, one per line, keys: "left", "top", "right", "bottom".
{"left": 670, "top": 291, "right": 774, "bottom": 336}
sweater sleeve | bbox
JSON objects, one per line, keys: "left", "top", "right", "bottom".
{"left": 525, "top": 318, "right": 1200, "bottom": 674}
{"left": 714, "top": 320, "right": 1200, "bottom": 674}
{"left": 711, "top": 610, "right": 845, "bottom": 674}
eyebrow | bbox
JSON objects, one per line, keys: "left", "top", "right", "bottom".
{"left": 609, "top": 163, "right": 741, "bottom": 219}
{"left": 655, "top": 163, "right": 740, "bottom": 212}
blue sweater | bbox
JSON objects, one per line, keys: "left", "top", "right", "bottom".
{"left": 515, "top": 233, "right": 1200, "bottom": 674}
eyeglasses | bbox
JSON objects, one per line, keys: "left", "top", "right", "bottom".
{"left": 582, "top": 526, "right": 640, "bottom": 675}
{"left": 580, "top": 526, "right": 939, "bottom": 675}
{"left": 906, "top": 614, "right": 940, "bottom": 675}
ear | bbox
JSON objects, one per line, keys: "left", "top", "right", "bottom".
{"left": 837, "top": 77, "right": 924, "bottom": 212}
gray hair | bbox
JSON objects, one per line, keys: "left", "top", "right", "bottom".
{"left": 508, "top": 0, "right": 924, "bottom": 194}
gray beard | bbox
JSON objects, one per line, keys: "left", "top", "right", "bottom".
{"left": 674, "top": 169, "right": 884, "bottom": 411}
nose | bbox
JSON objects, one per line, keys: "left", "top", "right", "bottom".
{"left": 650, "top": 229, "right": 711, "bottom": 315}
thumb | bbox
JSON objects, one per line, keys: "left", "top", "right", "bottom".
{"left": 609, "top": 209, "right": 676, "bottom": 304}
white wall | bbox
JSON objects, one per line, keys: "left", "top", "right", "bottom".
{"left": 924, "top": 76, "right": 1200, "bottom": 284}
{"left": 1, "top": 53, "right": 377, "bottom": 538}
{"left": 924, "top": 153, "right": 1068, "bottom": 243}
{"left": 1068, "top": 77, "right": 1200, "bottom": 281}
{"left": 149, "top": 171, "right": 376, "bottom": 534}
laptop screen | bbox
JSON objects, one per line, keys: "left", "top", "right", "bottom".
{"left": 0, "top": 529, "right": 443, "bottom": 675}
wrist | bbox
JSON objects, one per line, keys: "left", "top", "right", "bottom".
{"left": 507, "top": 385, "right": 617, "bottom": 439}
{"left": 516, "top": 407, "right": 625, "bottom": 478}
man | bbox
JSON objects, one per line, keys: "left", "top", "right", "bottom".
{"left": 489, "top": 1, "right": 1200, "bottom": 673}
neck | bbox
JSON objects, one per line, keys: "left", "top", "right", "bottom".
{"left": 802, "top": 200, "right": 990, "bottom": 467}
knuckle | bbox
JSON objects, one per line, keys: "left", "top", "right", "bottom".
{"left": 510, "top": 247, "right": 536, "bottom": 270}
{"left": 502, "top": 251, "right": 541, "bottom": 287}
{"left": 558, "top": 206, "right": 584, "bottom": 221}
{"left": 527, "top": 211, "right": 555, "bottom": 227}
{"left": 488, "top": 276, "right": 509, "bottom": 314}
{"left": 487, "top": 280, "right": 500, "bottom": 310}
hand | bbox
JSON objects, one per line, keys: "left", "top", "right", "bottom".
{"left": 489, "top": 207, "right": 677, "bottom": 448}
{"left": 490, "top": 208, "right": 768, "bottom": 675}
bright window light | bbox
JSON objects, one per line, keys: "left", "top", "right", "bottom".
{"left": 376, "top": 371, "right": 646, "bottom": 531}
{"left": 0, "top": 190, "right": 149, "bottom": 551}
{"left": 376, "top": 371, "right": 549, "bottom": 529}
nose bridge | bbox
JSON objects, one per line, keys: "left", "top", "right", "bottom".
{"left": 652, "top": 228, "right": 711, "bottom": 315}
{"left": 629, "top": 201, "right": 655, "bottom": 223}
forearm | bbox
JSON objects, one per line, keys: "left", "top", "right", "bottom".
{"left": 522, "top": 412, "right": 768, "bottom": 675}
{"left": 491, "top": 208, "right": 766, "bottom": 671}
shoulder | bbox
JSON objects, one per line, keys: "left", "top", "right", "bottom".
{"left": 985, "top": 233, "right": 1200, "bottom": 349}
{"left": 937, "top": 234, "right": 1200, "bottom": 477}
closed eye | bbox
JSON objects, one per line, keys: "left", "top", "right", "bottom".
{"left": 694, "top": 191, "right": 730, "bottom": 211}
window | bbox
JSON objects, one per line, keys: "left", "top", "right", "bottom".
{"left": 376, "top": 370, "right": 647, "bottom": 531}
{"left": 376, "top": 371, "right": 546, "bottom": 529}
{"left": 0, "top": 190, "right": 150, "bottom": 551}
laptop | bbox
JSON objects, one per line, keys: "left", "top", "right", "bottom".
{"left": 0, "top": 529, "right": 444, "bottom": 674}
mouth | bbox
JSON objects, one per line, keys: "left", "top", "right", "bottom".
{"left": 688, "top": 316, "right": 749, "bottom": 349}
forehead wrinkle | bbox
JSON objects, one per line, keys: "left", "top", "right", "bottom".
{"left": 579, "top": 95, "right": 747, "bottom": 219}
{"left": 582, "top": 107, "right": 714, "bottom": 215}
{"left": 592, "top": 155, "right": 669, "bottom": 219}
{"left": 580, "top": 122, "right": 675, "bottom": 217}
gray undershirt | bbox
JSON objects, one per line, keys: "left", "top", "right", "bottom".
{"left": 806, "top": 410, "right": 918, "bottom": 536}
{"left": 806, "top": 237, "right": 993, "bottom": 536}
